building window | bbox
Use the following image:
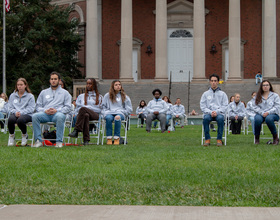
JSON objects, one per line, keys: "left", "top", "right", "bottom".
{"left": 170, "top": 30, "right": 193, "bottom": 38}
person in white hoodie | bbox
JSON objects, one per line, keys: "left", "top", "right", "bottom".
{"left": 171, "top": 98, "right": 185, "bottom": 128}
{"left": 102, "top": 80, "right": 132, "bottom": 145}
{"left": 145, "top": 89, "right": 168, "bottom": 133}
{"left": 32, "top": 72, "right": 72, "bottom": 148}
{"left": 228, "top": 93, "right": 246, "bottom": 134}
{"left": 68, "top": 78, "right": 103, "bottom": 145}
{"left": 252, "top": 80, "right": 280, "bottom": 145}
{"left": 136, "top": 100, "right": 147, "bottom": 128}
{"left": 200, "top": 74, "right": 228, "bottom": 146}
{"left": 7, "top": 78, "right": 36, "bottom": 146}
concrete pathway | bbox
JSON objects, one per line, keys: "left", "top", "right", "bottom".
{"left": 0, "top": 204, "right": 280, "bottom": 220}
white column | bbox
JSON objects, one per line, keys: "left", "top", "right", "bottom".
{"left": 263, "top": 0, "right": 277, "bottom": 78}
{"left": 120, "top": 0, "right": 133, "bottom": 81}
{"left": 155, "top": 0, "right": 168, "bottom": 81}
{"left": 192, "top": 0, "right": 206, "bottom": 82}
{"left": 227, "top": 0, "right": 242, "bottom": 81}
{"left": 86, "top": 0, "right": 98, "bottom": 79}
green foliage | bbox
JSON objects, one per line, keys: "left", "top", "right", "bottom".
{"left": 0, "top": 0, "right": 82, "bottom": 96}
{"left": 0, "top": 125, "right": 280, "bottom": 206}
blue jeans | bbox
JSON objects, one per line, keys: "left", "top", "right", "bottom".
{"left": 254, "top": 114, "right": 279, "bottom": 136}
{"left": 32, "top": 112, "right": 66, "bottom": 143}
{"left": 105, "top": 114, "right": 124, "bottom": 138}
{"left": 166, "top": 114, "right": 172, "bottom": 126}
{"left": 203, "top": 114, "right": 224, "bottom": 140}
{"left": 249, "top": 116, "right": 255, "bottom": 135}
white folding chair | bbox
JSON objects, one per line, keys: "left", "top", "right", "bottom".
{"left": 227, "top": 116, "right": 246, "bottom": 135}
{"left": 254, "top": 121, "right": 280, "bottom": 143}
{"left": 13, "top": 122, "right": 34, "bottom": 146}
{"left": 201, "top": 119, "right": 227, "bottom": 146}
{"left": 0, "top": 112, "right": 8, "bottom": 133}
{"left": 101, "top": 116, "right": 129, "bottom": 145}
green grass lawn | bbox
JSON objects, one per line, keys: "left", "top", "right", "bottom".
{"left": 0, "top": 125, "right": 280, "bottom": 206}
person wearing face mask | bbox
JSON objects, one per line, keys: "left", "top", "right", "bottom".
{"left": 102, "top": 80, "right": 132, "bottom": 145}
{"left": 68, "top": 78, "right": 103, "bottom": 145}
{"left": 145, "top": 89, "right": 168, "bottom": 133}
{"left": 228, "top": 93, "right": 246, "bottom": 134}
{"left": 7, "top": 78, "right": 36, "bottom": 146}
{"left": 252, "top": 80, "right": 280, "bottom": 145}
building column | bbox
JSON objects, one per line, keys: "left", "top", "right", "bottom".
{"left": 227, "top": 0, "right": 242, "bottom": 81}
{"left": 263, "top": 0, "right": 277, "bottom": 78}
{"left": 192, "top": 0, "right": 206, "bottom": 82}
{"left": 155, "top": 0, "right": 168, "bottom": 81}
{"left": 86, "top": 0, "right": 98, "bottom": 79}
{"left": 120, "top": 0, "right": 133, "bottom": 82}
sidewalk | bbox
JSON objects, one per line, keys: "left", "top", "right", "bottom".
{"left": 1, "top": 204, "right": 280, "bottom": 220}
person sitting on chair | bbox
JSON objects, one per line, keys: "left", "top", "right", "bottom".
{"left": 32, "top": 72, "right": 72, "bottom": 148}
{"left": 162, "top": 96, "right": 173, "bottom": 130}
{"left": 228, "top": 93, "right": 246, "bottom": 134}
{"left": 200, "top": 74, "right": 228, "bottom": 146}
{"left": 171, "top": 98, "right": 185, "bottom": 128}
{"left": 136, "top": 100, "right": 147, "bottom": 128}
{"left": 69, "top": 78, "right": 103, "bottom": 145}
{"left": 255, "top": 71, "right": 262, "bottom": 85}
{"left": 7, "top": 78, "right": 36, "bottom": 146}
{"left": 252, "top": 80, "right": 280, "bottom": 145}
{"left": 246, "top": 92, "right": 256, "bottom": 135}
{"left": 145, "top": 89, "right": 168, "bottom": 133}
{"left": 102, "top": 80, "right": 132, "bottom": 145}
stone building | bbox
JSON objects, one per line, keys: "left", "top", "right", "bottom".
{"left": 51, "top": 0, "right": 280, "bottom": 113}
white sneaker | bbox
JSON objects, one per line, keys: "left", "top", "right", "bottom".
{"left": 1, "top": 129, "right": 5, "bottom": 133}
{"left": 8, "top": 134, "right": 15, "bottom": 146}
{"left": 32, "top": 140, "right": 42, "bottom": 148}
{"left": 55, "top": 142, "right": 63, "bottom": 148}
{"left": 21, "top": 134, "right": 28, "bottom": 146}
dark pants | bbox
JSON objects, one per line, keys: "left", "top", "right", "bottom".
{"left": 8, "top": 114, "right": 32, "bottom": 134}
{"left": 138, "top": 113, "right": 146, "bottom": 125}
{"left": 229, "top": 116, "right": 244, "bottom": 134}
{"left": 75, "top": 107, "right": 99, "bottom": 141}
{"left": 146, "top": 113, "right": 166, "bottom": 132}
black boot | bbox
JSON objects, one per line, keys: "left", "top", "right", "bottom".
{"left": 69, "top": 129, "right": 79, "bottom": 138}
{"left": 255, "top": 135, "right": 260, "bottom": 144}
{"left": 273, "top": 134, "right": 279, "bottom": 145}
{"left": 83, "top": 140, "right": 90, "bottom": 145}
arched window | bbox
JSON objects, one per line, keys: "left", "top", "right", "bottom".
{"left": 170, "top": 30, "right": 193, "bottom": 38}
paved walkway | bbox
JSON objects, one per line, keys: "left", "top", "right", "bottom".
{"left": 1, "top": 205, "right": 280, "bottom": 220}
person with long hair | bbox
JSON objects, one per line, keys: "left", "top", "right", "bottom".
{"left": 0, "top": 93, "right": 8, "bottom": 132}
{"left": 136, "top": 100, "right": 147, "bottom": 128}
{"left": 7, "top": 78, "right": 36, "bottom": 146}
{"left": 68, "top": 78, "right": 103, "bottom": 145}
{"left": 253, "top": 80, "right": 280, "bottom": 144}
{"left": 162, "top": 96, "right": 173, "bottom": 130}
{"left": 228, "top": 93, "right": 246, "bottom": 134}
{"left": 102, "top": 80, "right": 132, "bottom": 145}
{"left": 246, "top": 91, "right": 256, "bottom": 135}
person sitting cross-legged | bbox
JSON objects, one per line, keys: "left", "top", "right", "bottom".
{"left": 200, "top": 74, "right": 228, "bottom": 146}
{"left": 145, "top": 89, "right": 168, "bottom": 133}
{"left": 171, "top": 98, "right": 185, "bottom": 128}
{"left": 68, "top": 78, "right": 103, "bottom": 145}
{"left": 32, "top": 72, "right": 72, "bottom": 148}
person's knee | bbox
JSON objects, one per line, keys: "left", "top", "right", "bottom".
{"left": 115, "top": 115, "right": 121, "bottom": 121}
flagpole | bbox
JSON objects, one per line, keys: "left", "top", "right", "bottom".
{"left": 2, "top": 0, "right": 6, "bottom": 94}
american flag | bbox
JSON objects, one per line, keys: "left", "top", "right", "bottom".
{"left": 5, "top": 0, "right": 10, "bottom": 12}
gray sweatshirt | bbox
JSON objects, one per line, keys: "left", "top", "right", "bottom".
{"left": 246, "top": 99, "right": 255, "bottom": 118}
{"left": 200, "top": 87, "right": 228, "bottom": 116}
{"left": 251, "top": 91, "right": 280, "bottom": 116}
{"left": 136, "top": 106, "right": 147, "bottom": 116}
{"left": 171, "top": 104, "right": 185, "bottom": 116}
{"left": 102, "top": 92, "right": 133, "bottom": 118}
{"left": 146, "top": 98, "right": 168, "bottom": 114}
{"left": 35, "top": 85, "right": 72, "bottom": 114}
{"left": 228, "top": 101, "right": 246, "bottom": 118}
{"left": 75, "top": 91, "right": 103, "bottom": 115}
{"left": 8, "top": 91, "right": 36, "bottom": 116}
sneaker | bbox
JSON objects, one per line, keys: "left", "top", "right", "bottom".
{"left": 8, "top": 134, "right": 15, "bottom": 146}
{"left": 1, "top": 129, "right": 4, "bottom": 133}
{"left": 204, "top": 139, "right": 210, "bottom": 146}
{"left": 114, "top": 138, "right": 120, "bottom": 145}
{"left": 107, "top": 139, "right": 112, "bottom": 145}
{"left": 55, "top": 142, "right": 63, "bottom": 148}
{"left": 21, "top": 134, "right": 28, "bottom": 146}
{"left": 217, "top": 140, "right": 223, "bottom": 146}
{"left": 32, "top": 140, "right": 42, "bottom": 148}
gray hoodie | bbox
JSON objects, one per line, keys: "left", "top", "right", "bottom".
{"left": 75, "top": 91, "right": 103, "bottom": 115}
{"left": 200, "top": 87, "right": 228, "bottom": 116}
{"left": 102, "top": 92, "right": 133, "bottom": 118}
{"left": 228, "top": 101, "right": 246, "bottom": 118}
{"left": 136, "top": 106, "right": 147, "bottom": 116}
{"left": 146, "top": 98, "right": 168, "bottom": 114}
{"left": 171, "top": 104, "right": 185, "bottom": 116}
{"left": 246, "top": 99, "right": 255, "bottom": 118}
{"left": 8, "top": 91, "right": 35, "bottom": 116}
{"left": 251, "top": 91, "right": 280, "bottom": 116}
{"left": 35, "top": 85, "right": 72, "bottom": 114}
